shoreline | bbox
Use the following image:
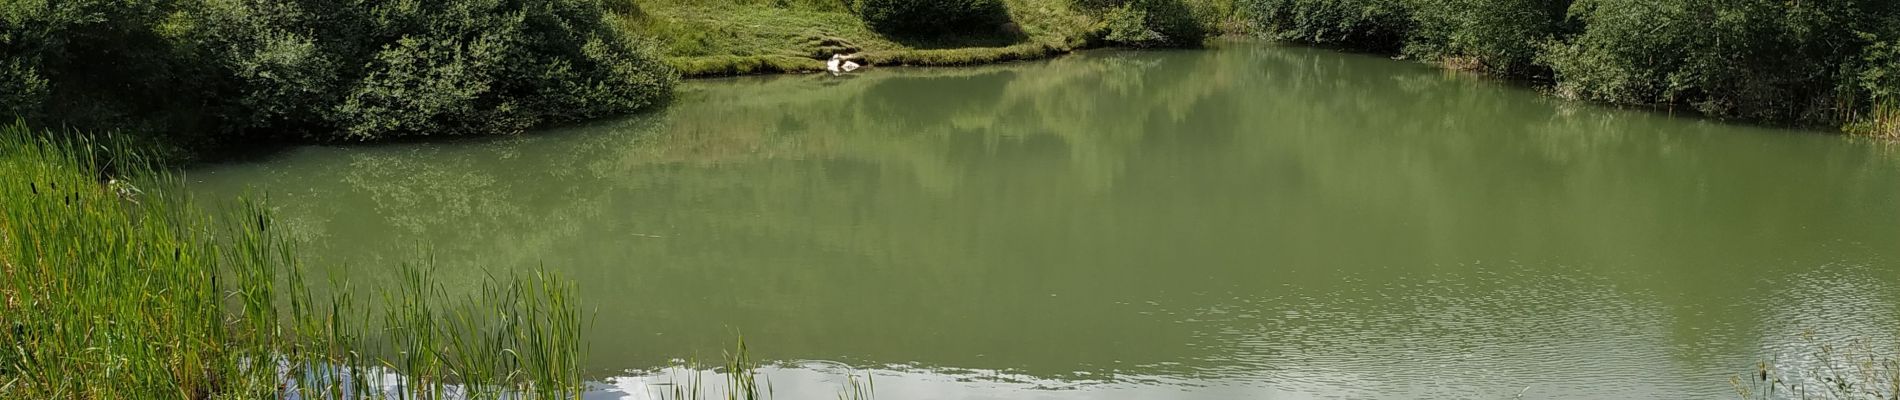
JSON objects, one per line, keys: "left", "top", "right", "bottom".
{"left": 670, "top": 40, "right": 1089, "bottom": 79}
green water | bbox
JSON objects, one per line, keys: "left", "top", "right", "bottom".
{"left": 189, "top": 42, "right": 1900, "bottom": 399}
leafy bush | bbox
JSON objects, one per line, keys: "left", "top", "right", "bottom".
{"left": 1, "top": 0, "right": 676, "bottom": 147}
{"left": 0, "top": 60, "right": 46, "bottom": 117}
{"left": 1094, "top": 0, "right": 1211, "bottom": 47}
{"left": 0, "top": 0, "right": 196, "bottom": 137}
{"left": 1247, "top": 0, "right": 1412, "bottom": 51}
{"left": 193, "top": 0, "right": 677, "bottom": 141}
{"left": 1844, "top": 33, "right": 1900, "bottom": 136}
{"left": 1540, "top": 0, "right": 1891, "bottom": 122}
{"left": 857, "top": 0, "right": 1011, "bottom": 36}
{"left": 1404, "top": 0, "right": 1570, "bottom": 74}
{"left": 1242, "top": 0, "right": 1900, "bottom": 131}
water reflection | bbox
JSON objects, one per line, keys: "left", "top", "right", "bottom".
{"left": 190, "top": 43, "right": 1900, "bottom": 399}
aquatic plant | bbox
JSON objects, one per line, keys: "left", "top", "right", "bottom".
{"left": 652, "top": 337, "right": 780, "bottom": 400}
{"left": 836, "top": 371, "right": 875, "bottom": 400}
{"left": 0, "top": 121, "right": 586, "bottom": 399}
{"left": 1732, "top": 334, "right": 1900, "bottom": 400}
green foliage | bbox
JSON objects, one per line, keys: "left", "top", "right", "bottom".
{"left": 857, "top": 0, "right": 1011, "bottom": 36}
{"left": 187, "top": 0, "right": 678, "bottom": 141}
{"left": 1078, "top": 0, "right": 1210, "bottom": 47}
{"left": 1845, "top": 33, "right": 1900, "bottom": 136}
{"left": 1246, "top": 0, "right": 1411, "bottom": 51}
{"left": 0, "top": 0, "right": 197, "bottom": 137}
{"left": 1137, "top": 0, "right": 1212, "bottom": 47}
{"left": 0, "top": 0, "right": 676, "bottom": 146}
{"left": 1404, "top": 0, "right": 1569, "bottom": 73}
{"left": 1852, "top": 37, "right": 1900, "bottom": 103}
{"left": 0, "top": 60, "right": 45, "bottom": 116}
{"left": 1244, "top": 0, "right": 1900, "bottom": 132}
{"left": 1541, "top": 0, "right": 1893, "bottom": 123}
{"left": 1103, "top": 3, "right": 1166, "bottom": 45}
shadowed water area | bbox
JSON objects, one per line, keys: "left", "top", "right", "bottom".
{"left": 189, "top": 43, "right": 1900, "bottom": 399}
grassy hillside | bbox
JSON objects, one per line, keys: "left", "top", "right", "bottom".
{"left": 622, "top": 0, "right": 1242, "bottom": 77}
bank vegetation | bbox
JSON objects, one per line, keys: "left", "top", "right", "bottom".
{"left": 628, "top": 0, "right": 1239, "bottom": 77}
{"left": 1244, "top": 0, "right": 1900, "bottom": 137}
{"left": 0, "top": 122, "right": 591, "bottom": 399}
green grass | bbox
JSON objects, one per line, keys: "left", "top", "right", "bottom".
{"left": 621, "top": 0, "right": 1103, "bottom": 77}
{"left": 0, "top": 122, "right": 585, "bottom": 400}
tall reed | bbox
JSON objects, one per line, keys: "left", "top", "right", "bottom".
{"left": 1869, "top": 98, "right": 1899, "bottom": 138}
{"left": 0, "top": 122, "right": 586, "bottom": 400}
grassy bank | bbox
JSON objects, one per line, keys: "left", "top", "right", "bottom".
{"left": 0, "top": 122, "right": 585, "bottom": 399}
{"left": 1244, "top": 0, "right": 1900, "bottom": 137}
{"left": 623, "top": 0, "right": 1243, "bottom": 77}
{"left": 0, "top": 0, "right": 1246, "bottom": 152}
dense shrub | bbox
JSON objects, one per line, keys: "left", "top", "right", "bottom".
{"left": 0, "top": 60, "right": 45, "bottom": 117}
{"left": 857, "top": 0, "right": 1011, "bottom": 36}
{"left": 1541, "top": 0, "right": 1893, "bottom": 123}
{"left": 1092, "top": 0, "right": 1211, "bottom": 47}
{"left": 1243, "top": 0, "right": 1900, "bottom": 132}
{"left": 1843, "top": 31, "right": 1900, "bottom": 136}
{"left": 1, "top": 0, "right": 675, "bottom": 147}
{"left": 1247, "top": 0, "right": 1411, "bottom": 51}
{"left": 0, "top": 0, "right": 198, "bottom": 136}
{"left": 1404, "top": 0, "right": 1569, "bottom": 74}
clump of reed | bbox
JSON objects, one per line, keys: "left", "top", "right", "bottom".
{"left": 836, "top": 370, "right": 874, "bottom": 400}
{"left": 0, "top": 121, "right": 586, "bottom": 400}
{"left": 1732, "top": 333, "right": 1900, "bottom": 400}
{"left": 1865, "top": 99, "right": 1899, "bottom": 138}
{"left": 656, "top": 337, "right": 778, "bottom": 400}
{"left": 649, "top": 337, "right": 879, "bottom": 400}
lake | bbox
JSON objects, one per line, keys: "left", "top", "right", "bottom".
{"left": 188, "top": 42, "right": 1900, "bottom": 399}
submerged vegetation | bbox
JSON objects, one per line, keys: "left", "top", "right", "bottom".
{"left": 0, "top": 122, "right": 586, "bottom": 399}
{"left": 1243, "top": 0, "right": 1900, "bottom": 136}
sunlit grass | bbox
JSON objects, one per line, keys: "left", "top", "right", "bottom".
{"left": 623, "top": 0, "right": 1101, "bottom": 77}
{"left": 0, "top": 122, "right": 585, "bottom": 400}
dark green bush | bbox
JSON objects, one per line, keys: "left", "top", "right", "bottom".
{"left": 1094, "top": 0, "right": 1211, "bottom": 47}
{"left": 1404, "top": 0, "right": 1569, "bottom": 74}
{"left": 192, "top": 0, "right": 677, "bottom": 141}
{"left": 857, "top": 0, "right": 1011, "bottom": 36}
{"left": 1241, "top": 0, "right": 1900, "bottom": 131}
{"left": 1842, "top": 30, "right": 1900, "bottom": 135}
{"left": 1247, "top": 0, "right": 1412, "bottom": 51}
{"left": 1, "top": 0, "right": 675, "bottom": 147}
{"left": 0, "top": 60, "right": 46, "bottom": 117}
{"left": 0, "top": 0, "right": 197, "bottom": 137}
{"left": 1541, "top": 0, "right": 1894, "bottom": 123}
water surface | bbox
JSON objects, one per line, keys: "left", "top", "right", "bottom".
{"left": 190, "top": 43, "right": 1900, "bottom": 399}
